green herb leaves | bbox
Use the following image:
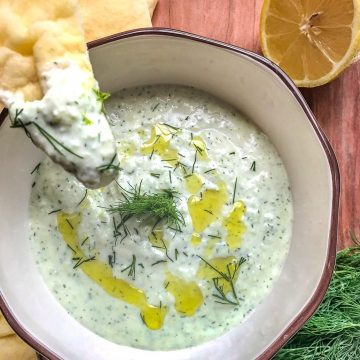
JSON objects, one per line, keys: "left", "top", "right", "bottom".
{"left": 275, "top": 233, "right": 360, "bottom": 360}
{"left": 197, "top": 255, "right": 246, "bottom": 306}
{"left": 121, "top": 255, "right": 137, "bottom": 280}
{"left": 106, "top": 182, "right": 185, "bottom": 233}
{"left": 10, "top": 108, "right": 83, "bottom": 159}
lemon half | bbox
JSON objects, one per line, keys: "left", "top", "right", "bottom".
{"left": 260, "top": 0, "right": 360, "bottom": 87}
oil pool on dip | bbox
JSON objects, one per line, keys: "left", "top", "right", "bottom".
{"left": 30, "top": 85, "right": 293, "bottom": 350}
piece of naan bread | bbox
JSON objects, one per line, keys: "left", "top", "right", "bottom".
{"left": 0, "top": 0, "right": 157, "bottom": 104}
{"left": 0, "top": 314, "right": 37, "bottom": 360}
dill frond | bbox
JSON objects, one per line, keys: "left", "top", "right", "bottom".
{"left": 106, "top": 182, "right": 185, "bottom": 232}
{"left": 275, "top": 231, "right": 360, "bottom": 360}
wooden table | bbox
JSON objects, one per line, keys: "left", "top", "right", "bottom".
{"left": 153, "top": 0, "right": 360, "bottom": 250}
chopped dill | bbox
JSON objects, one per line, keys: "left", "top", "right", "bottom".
{"left": 10, "top": 111, "right": 84, "bottom": 159}
{"left": 232, "top": 177, "right": 238, "bottom": 204}
{"left": 208, "top": 234, "right": 221, "bottom": 239}
{"left": 168, "top": 226, "right": 183, "bottom": 233}
{"left": 121, "top": 255, "right": 136, "bottom": 280}
{"left": 152, "top": 103, "right": 160, "bottom": 111}
{"left": 197, "top": 255, "right": 246, "bottom": 306}
{"left": 169, "top": 170, "right": 172, "bottom": 183}
{"left": 97, "top": 154, "right": 121, "bottom": 173}
{"left": 149, "top": 149, "right": 155, "bottom": 160}
{"left": 150, "top": 173, "right": 161, "bottom": 178}
{"left": 173, "top": 161, "right": 188, "bottom": 174}
{"left": 66, "top": 219, "right": 74, "bottom": 229}
{"left": 67, "top": 244, "right": 76, "bottom": 254}
{"left": 175, "top": 248, "right": 179, "bottom": 260}
{"left": 73, "top": 255, "right": 96, "bottom": 269}
{"left": 164, "top": 281, "right": 170, "bottom": 289}
{"left": 204, "top": 209, "right": 214, "bottom": 215}
{"left": 33, "top": 122, "right": 83, "bottom": 159}
{"left": 150, "top": 230, "right": 174, "bottom": 262}
{"left": 48, "top": 209, "right": 62, "bottom": 215}
{"left": 81, "top": 236, "right": 89, "bottom": 246}
{"left": 182, "top": 251, "right": 188, "bottom": 257}
{"left": 151, "top": 259, "right": 167, "bottom": 266}
{"left": 77, "top": 189, "right": 88, "bottom": 206}
{"left": 162, "top": 123, "right": 179, "bottom": 131}
{"left": 193, "top": 144, "right": 203, "bottom": 155}
{"left": 108, "top": 255, "right": 114, "bottom": 268}
{"left": 204, "top": 168, "right": 216, "bottom": 174}
{"left": 229, "top": 151, "right": 235, "bottom": 155}
{"left": 250, "top": 161, "right": 256, "bottom": 171}
{"left": 30, "top": 162, "right": 41, "bottom": 174}
{"left": 138, "top": 263, "right": 144, "bottom": 269}
{"left": 32, "top": 182, "right": 36, "bottom": 188}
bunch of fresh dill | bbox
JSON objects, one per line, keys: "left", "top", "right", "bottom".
{"left": 106, "top": 182, "right": 185, "bottom": 231}
{"left": 275, "top": 233, "right": 360, "bottom": 360}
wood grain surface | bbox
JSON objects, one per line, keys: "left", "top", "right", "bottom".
{"left": 153, "top": 0, "right": 360, "bottom": 250}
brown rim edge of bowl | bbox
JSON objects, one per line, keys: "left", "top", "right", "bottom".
{"left": 0, "top": 27, "right": 340, "bottom": 360}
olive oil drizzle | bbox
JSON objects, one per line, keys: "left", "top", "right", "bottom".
{"left": 57, "top": 211, "right": 167, "bottom": 330}
{"left": 165, "top": 272, "right": 204, "bottom": 316}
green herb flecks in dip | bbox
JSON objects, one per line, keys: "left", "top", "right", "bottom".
{"left": 30, "top": 85, "right": 293, "bottom": 350}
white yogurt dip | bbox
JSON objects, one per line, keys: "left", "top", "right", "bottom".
{"left": 1, "top": 59, "right": 118, "bottom": 188}
{"left": 30, "top": 85, "right": 293, "bottom": 350}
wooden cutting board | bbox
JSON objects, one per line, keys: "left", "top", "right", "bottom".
{"left": 153, "top": 0, "right": 360, "bottom": 250}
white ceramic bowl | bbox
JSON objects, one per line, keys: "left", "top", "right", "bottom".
{"left": 0, "top": 29, "right": 339, "bottom": 360}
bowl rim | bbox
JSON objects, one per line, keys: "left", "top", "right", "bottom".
{"left": 0, "top": 27, "right": 340, "bottom": 360}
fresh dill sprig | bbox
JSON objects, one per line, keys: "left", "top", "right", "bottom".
{"left": 212, "top": 278, "right": 239, "bottom": 306}
{"left": 10, "top": 109, "right": 83, "bottom": 159}
{"left": 197, "top": 255, "right": 246, "bottom": 306}
{"left": 192, "top": 148, "right": 198, "bottom": 173}
{"left": 33, "top": 122, "right": 83, "bottom": 159}
{"left": 274, "top": 232, "right": 360, "bottom": 360}
{"left": 106, "top": 182, "right": 185, "bottom": 232}
{"left": 121, "top": 255, "right": 136, "bottom": 280}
